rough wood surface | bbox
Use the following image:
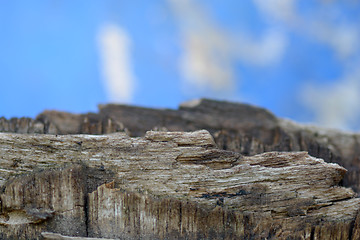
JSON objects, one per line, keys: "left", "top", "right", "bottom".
{"left": 0, "top": 130, "right": 359, "bottom": 239}
{"left": 2, "top": 99, "right": 360, "bottom": 196}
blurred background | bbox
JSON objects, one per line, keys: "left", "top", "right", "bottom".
{"left": 1, "top": 0, "right": 360, "bottom": 131}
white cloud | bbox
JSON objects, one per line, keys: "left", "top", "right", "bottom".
{"left": 181, "top": 29, "right": 235, "bottom": 92}
{"left": 254, "top": 0, "right": 360, "bottom": 59}
{"left": 300, "top": 69, "right": 360, "bottom": 130}
{"left": 253, "top": 0, "right": 298, "bottom": 23}
{"left": 168, "top": 0, "right": 287, "bottom": 94}
{"left": 97, "top": 24, "right": 135, "bottom": 103}
{"left": 168, "top": 0, "right": 235, "bottom": 92}
{"left": 310, "top": 23, "right": 359, "bottom": 59}
{"left": 235, "top": 29, "right": 287, "bottom": 66}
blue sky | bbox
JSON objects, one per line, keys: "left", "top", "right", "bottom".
{"left": 1, "top": 1, "right": 360, "bottom": 131}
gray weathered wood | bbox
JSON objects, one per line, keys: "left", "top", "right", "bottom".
{"left": 0, "top": 130, "right": 359, "bottom": 239}
{"left": 2, "top": 99, "right": 360, "bottom": 196}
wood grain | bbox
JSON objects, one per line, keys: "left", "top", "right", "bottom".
{"left": 0, "top": 130, "right": 359, "bottom": 239}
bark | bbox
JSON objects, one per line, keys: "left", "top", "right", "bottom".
{"left": 0, "top": 130, "right": 359, "bottom": 239}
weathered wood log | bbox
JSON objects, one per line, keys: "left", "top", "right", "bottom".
{"left": 2, "top": 99, "right": 360, "bottom": 196}
{"left": 0, "top": 130, "right": 359, "bottom": 239}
